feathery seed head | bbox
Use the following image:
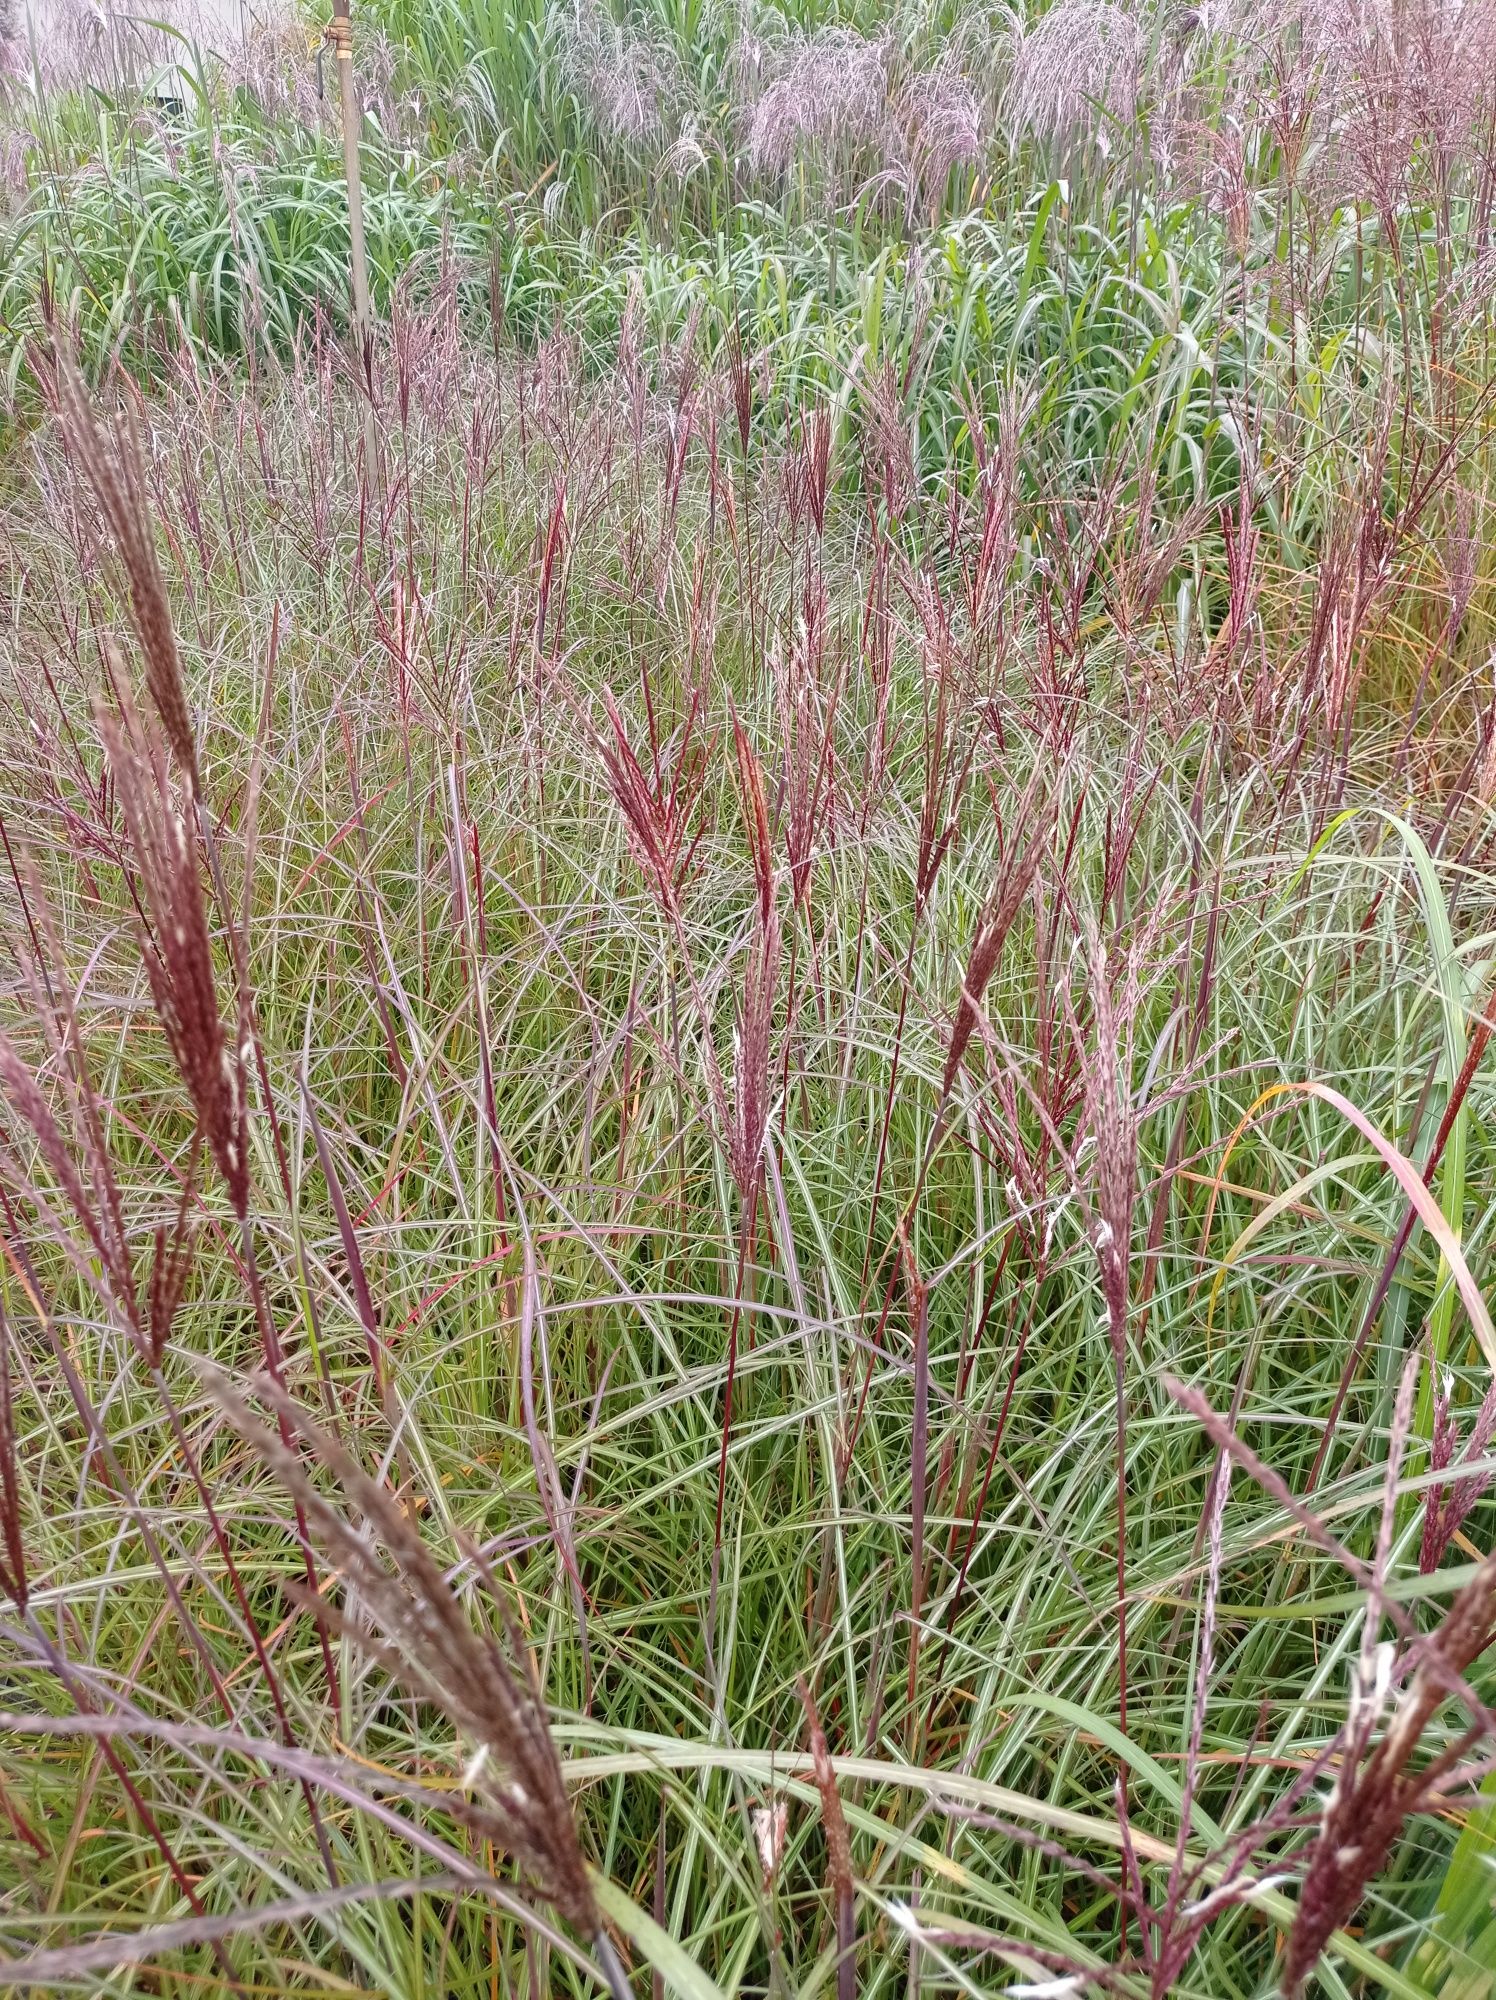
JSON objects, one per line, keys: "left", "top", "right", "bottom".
{"left": 746, "top": 25, "right": 890, "bottom": 174}
{"left": 97, "top": 683, "right": 247, "bottom": 1221}
{"left": 55, "top": 356, "right": 199, "bottom": 794}
{"left": 1008, "top": 0, "right": 1147, "bottom": 146}
{"left": 209, "top": 1369, "right": 604, "bottom": 1938}
{"left": 555, "top": 0, "right": 686, "bottom": 142}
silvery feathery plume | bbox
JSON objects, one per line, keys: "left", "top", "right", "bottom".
{"left": 208, "top": 1368, "right": 632, "bottom": 1998}
{"left": 746, "top": 23, "right": 891, "bottom": 173}
{"left": 554, "top": 0, "right": 686, "bottom": 141}
{"left": 1274, "top": 0, "right": 1496, "bottom": 205}
{"left": 891, "top": 63, "right": 984, "bottom": 216}
{"left": 0, "top": 129, "right": 27, "bottom": 207}
{"left": 222, "top": 6, "right": 331, "bottom": 129}
{"left": 1399, "top": 0, "right": 1496, "bottom": 159}
{"left": 727, "top": 11, "right": 778, "bottom": 131}
{"left": 1007, "top": 0, "right": 1147, "bottom": 148}
{"left": 660, "top": 116, "right": 713, "bottom": 179}
{"left": 1201, "top": 119, "right": 1253, "bottom": 260}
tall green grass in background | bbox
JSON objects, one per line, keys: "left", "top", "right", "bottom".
{"left": 3, "top": 0, "right": 1496, "bottom": 1993}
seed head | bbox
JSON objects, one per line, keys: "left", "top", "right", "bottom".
{"left": 55, "top": 355, "right": 199, "bottom": 794}
{"left": 554, "top": 0, "right": 685, "bottom": 142}
{"left": 1008, "top": 0, "right": 1146, "bottom": 147}
{"left": 98, "top": 682, "right": 247, "bottom": 1221}
{"left": 892, "top": 65, "right": 983, "bottom": 212}
{"left": 1085, "top": 943, "right": 1138, "bottom": 1353}
{"left": 209, "top": 1367, "right": 604, "bottom": 1938}
{"left": 746, "top": 25, "right": 890, "bottom": 175}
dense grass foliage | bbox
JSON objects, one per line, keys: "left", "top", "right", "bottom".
{"left": 2, "top": 0, "right": 1496, "bottom": 1994}
{"left": 3, "top": 0, "right": 1496, "bottom": 457}
{"left": 0, "top": 289, "right": 1493, "bottom": 1996}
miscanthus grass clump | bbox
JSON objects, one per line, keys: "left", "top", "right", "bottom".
{"left": 0, "top": 273, "right": 1494, "bottom": 2000}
